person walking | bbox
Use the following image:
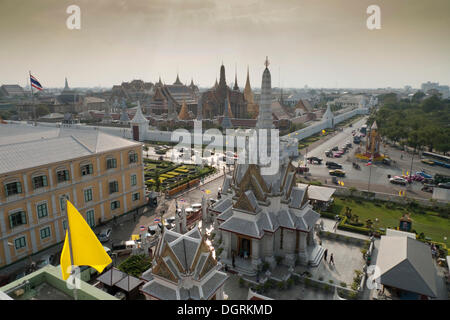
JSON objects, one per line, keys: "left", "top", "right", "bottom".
{"left": 329, "top": 253, "right": 335, "bottom": 265}
{"left": 232, "top": 251, "right": 236, "bottom": 268}
{"left": 323, "top": 248, "right": 328, "bottom": 262}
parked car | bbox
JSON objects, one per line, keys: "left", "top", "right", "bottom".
{"left": 333, "top": 153, "right": 342, "bottom": 158}
{"left": 97, "top": 228, "right": 112, "bottom": 243}
{"left": 437, "top": 182, "right": 450, "bottom": 189}
{"left": 389, "top": 177, "right": 407, "bottom": 185}
{"left": 325, "top": 150, "right": 333, "bottom": 157}
{"left": 345, "top": 142, "right": 352, "bottom": 148}
{"left": 191, "top": 203, "right": 202, "bottom": 212}
{"left": 326, "top": 162, "right": 342, "bottom": 169}
{"left": 36, "top": 254, "right": 55, "bottom": 269}
{"left": 307, "top": 156, "right": 323, "bottom": 164}
{"left": 112, "top": 240, "right": 137, "bottom": 256}
{"left": 166, "top": 216, "right": 176, "bottom": 224}
{"left": 331, "top": 146, "right": 339, "bottom": 151}
{"left": 329, "top": 169, "right": 346, "bottom": 177}
{"left": 421, "top": 184, "right": 435, "bottom": 193}
{"left": 421, "top": 159, "right": 435, "bottom": 166}
{"left": 148, "top": 225, "right": 158, "bottom": 235}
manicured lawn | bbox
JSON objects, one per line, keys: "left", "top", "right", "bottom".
{"left": 333, "top": 198, "right": 449, "bottom": 246}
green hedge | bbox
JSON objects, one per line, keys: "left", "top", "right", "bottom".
{"left": 319, "top": 211, "right": 337, "bottom": 220}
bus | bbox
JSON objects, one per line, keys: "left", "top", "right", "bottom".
{"left": 421, "top": 151, "right": 450, "bottom": 168}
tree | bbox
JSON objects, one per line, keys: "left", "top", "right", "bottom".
{"left": 35, "top": 105, "right": 50, "bottom": 117}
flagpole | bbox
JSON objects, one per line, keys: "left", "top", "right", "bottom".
{"left": 367, "top": 161, "right": 372, "bottom": 192}
{"left": 64, "top": 196, "right": 78, "bottom": 300}
{"left": 29, "top": 71, "right": 36, "bottom": 124}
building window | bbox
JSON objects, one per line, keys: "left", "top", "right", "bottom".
{"left": 131, "top": 174, "right": 137, "bottom": 186}
{"left": 32, "top": 175, "right": 48, "bottom": 189}
{"left": 109, "top": 181, "right": 119, "bottom": 194}
{"left": 84, "top": 189, "right": 93, "bottom": 202}
{"left": 56, "top": 170, "right": 70, "bottom": 183}
{"left": 40, "top": 226, "right": 51, "bottom": 240}
{"left": 60, "top": 195, "right": 69, "bottom": 211}
{"left": 128, "top": 152, "right": 138, "bottom": 164}
{"left": 86, "top": 210, "right": 95, "bottom": 228}
{"left": 14, "top": 236, "right": 27, "bottom": 250}
{"left": 111, "top": 200, "right": 120, "bottom": 210}
{"left": 9, "top": 211, "right": 27, "bottom": 229}
{"left": 37, "top": 203, "right": 48, "bottom": 219}
{"left": 132, "top": 192, "right": 140, "bottom": 201}
{"left": 5, "top": 181, "right": 22, "bottom": 197}
{"left": 81, "top": 164, "right": 93, "bottom": 176}
{"left": 106, "top": 158, "right": 117, "bottom": 169}
{"left": 63, "top": 220, "right": 67, "bottom": 231}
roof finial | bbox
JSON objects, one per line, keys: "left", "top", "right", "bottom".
{"left": 264, "top": 56, "right": 270, "bottom": 68}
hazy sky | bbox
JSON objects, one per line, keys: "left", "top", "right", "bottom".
{"left": 1, "top": 0, "right": 449, "bottom": 89}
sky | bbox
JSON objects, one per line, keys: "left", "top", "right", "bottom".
{"left": 0, "top": 0, "right": 449, "bottom": 89}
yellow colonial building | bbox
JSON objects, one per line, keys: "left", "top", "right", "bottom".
{"left": 0, "top": 124, "right": 146, "bottom": 268}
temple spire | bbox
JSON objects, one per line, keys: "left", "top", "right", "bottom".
{"left": 64, "top": 77, "right": 69, "bottom": 90}
{"left": 233, "top": 64, "right": 239, "bottom": 91}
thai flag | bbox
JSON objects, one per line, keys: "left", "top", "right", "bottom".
{"left": 366, "top": 158, "right": 372, "bottom": 166}
{"left": 30, "top": 74, "right": 43, "bottom": 91}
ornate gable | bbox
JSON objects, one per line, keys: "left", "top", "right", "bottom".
{"left": 237, "top": 164, "right": 269, "bottom": 201}
{"left": 233, "top": 191, "right": 256, "bottom": 212}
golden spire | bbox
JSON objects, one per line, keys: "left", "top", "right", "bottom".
{"left": 178, "top": 100, "right": 190, "bottom": 120}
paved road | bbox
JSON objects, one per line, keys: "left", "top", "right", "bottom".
{"left": 293, "top": 116, "right": 448, "bottom": 198}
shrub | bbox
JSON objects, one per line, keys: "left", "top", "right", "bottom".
{"left": 275, "top": 256, "right": 283, "bottom": 265}
{"left": 287, "top": 278, "right": 294, "bottom": 289}
{"left": 323, "top": 284, "right": 331, "bottom": 292}
{"left": 261, "top": 262, "right": 270, "bottom": 272}
{"left": 329, "top": 279, "right": 334, "bottom": 284}
{"left": 292, "top": 274, "right": 301, "bottom": 285}
{"left": 216, "top": 248, "right": 223, "bottom": 256}
{"left": 304, "top": 278, "right": 311, "bottom": 287}
{"left": 318, "top": 276, "right": 324, "bottom": 281}
{"left": 239, "top": 277, "right": 245, "bottom": 288}
{"left": 340, "top": 282, "right": 347, "bottom": 288}
{"left": 277, "top": 281, "right": 286, "bottom": 290}
{"left": 117, "top": 254, "right": 152, "bottom": 278}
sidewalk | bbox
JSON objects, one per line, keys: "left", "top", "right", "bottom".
{"left": 319, "top": 217, "right": 370, "bottom": 241}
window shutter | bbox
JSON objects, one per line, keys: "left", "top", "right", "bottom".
{"left": 21, "top": 211, "right": 27, "bottom": 224}
{"left": 17, "top": 182, "right": 22, "bottom": 193}
{"left": 89, "top": 164, "right": 93, "bottom": 174}
{"left": 65, "top": 170, "right": 69, "bottom": 181}
{"left": 9, "top": 215, "right": 13, "bottom": 229}
{"left": 42, "top": 176, "right": 48, "bottom": 187}
{"left": 5, "top": 185, "right": 8, "bottom": 197}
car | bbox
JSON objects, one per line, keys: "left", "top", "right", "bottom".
{"left": 325, "top": 150, "right": 333, "bottom": 157}
{"left": 36, "top": 254, "right": 55, "bottom": 269}
{"left": 389, "top": 177, "right": 407, "bottom": 185}
{"left": 416, "top": 171, "right": 432, "bottom": 179}
{"left": 307, "top": 156, "right": 323, "bottom": 164}
{"left": 345, "top": 142, "right": 352, "bottom": 148}
{"left": 421, "top": 159, "right": 435, "bottom": 166}
{"left": 112, "top": 240, "right": 137, "bottom": 256}
{"left": 329, "top": 169, "right": 346, "bottom": 177}
{"left": 148, "top": 225, "right": 158, "bottom": 235}
{"left": 331, "top": 146, "right": 339, "bottom": 151}
{"left": 97, "top": 228, "right": 112, "bottom": 243}
{"left": 326, "top": 162, "right": 342, "bottom": 169}
{"left": 191, "top": 203, "right": 202, "bottom": 212}
{"left": 333, "top": 153, "right": 342, "bottom": 158}
{"left": 166, "top": 216, "right": 176, "bottom": 224}
{"left": 437, "top": 182, "right": 450, "bottom": 189}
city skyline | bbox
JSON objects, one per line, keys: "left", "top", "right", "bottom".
{"left": 1, "top": 0, "right": 449, "bottom": 89}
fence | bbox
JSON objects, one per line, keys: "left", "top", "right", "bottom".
{"left": 332, "top": 186, "right": 449, "bottom": 207}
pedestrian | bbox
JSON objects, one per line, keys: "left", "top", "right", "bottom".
{"left": 329, "top": 253, "right": 335, "bottom": 265}
{"left": 323, "top": 248, "right": 328, "bottom": 262}
{"left": 256, "top": 271, "right": 260, "bottom": 283}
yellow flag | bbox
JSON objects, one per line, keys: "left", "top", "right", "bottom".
{"left": 398, "top": 191, "right": 401, "bottom": 196}
{"left": 60, "top": 201, "right": 112, "bottom": 280}
{"left": 205, "top": 190, "right": 211, "bottom": 194}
